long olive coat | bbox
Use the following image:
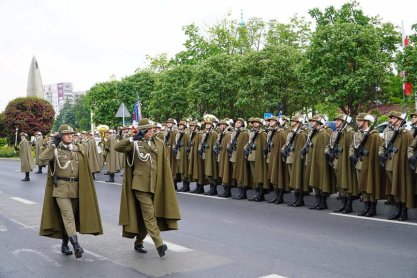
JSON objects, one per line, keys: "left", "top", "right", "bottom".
{"left": 39, "top": 144, "right": 103, "bottom": 239}
{"left": 232, "top": 129, "right": 251, "bottom": 187}
{"left": 287, "top": 130, "right": 308, "bottom": 192}
{"left": 332, "top": 129, "right": 358, "bottom": 196}
{"left": 117, "top": 137, "right": 181, "bottom": 237}
{"left": 175, "top": 131, "right": 190, "bottom": 179}
{"left": 34, "top": 137, "right": 43, "bottom": 166}
{"left": 105, "top": 135, "right": 121, "bottom": 173}
{"left": 201, "top": 130, "right": 218, "bottom": 179}
{"left": 19, "top": 137, "right": 35, "bottom": 172}
{"left": 164, "top": 128, "right": 179, "bottom": 178}
{"left": 248, "top": 131, "right": 269, "bottom": 189}
{"left": 188, "top": 131, "right": 207, "bottom": 185}
{"left": 85, "top": 137, "right": 102, "bottom": 173}
{"left": 383, "top": 130, "right": 415, "bottom": 208}
{"left": 218, "top": 131, "right": 233, "bottom": 185}
{"left": 269, "top": 128, "right": 290, "bottom": 191}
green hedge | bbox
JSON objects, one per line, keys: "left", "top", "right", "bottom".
{"left": 0, "top": 145, "right": 18, "bottom": 158}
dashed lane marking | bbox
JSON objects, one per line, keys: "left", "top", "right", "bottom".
{"left": 10, "top": 197, "right": 36, "bottom": 205}
{"left": 143, "top": 236, "right": 193, "bottom": 253}
{"left": 12, "top": 249, "right": 61, "bottom": 267}
{"left": 259, "top": 274, "right": 288, "bottom": 278}
{"left": 329, "top": 212, "right": 417, "bottom": 226}
{"left": 96, "top": 180, "right": 226, "bottom": 200}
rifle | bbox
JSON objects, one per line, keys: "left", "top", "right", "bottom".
{"left": 300, "top": 128, "right": 318, "bottom": 160}
{"left": 186, "top": 132, "right": 196, "bottom": 157}
{"left": 163, "top": 130, "right": 171, "bottom": 146}
{"left": 379, "top": 116, "right": 407, "bottom": 167}
{"left": 198, "top": 130, "right": 210, "bottom": 158}
{"left": 350, "top": 124, "right": 375, "bottom": 166}
{"left": 263, "top": 129, "right": 277, "bottom": 158}
{"left": 172, "top": 131, "right": 184, "bottom": 158}
{"left": 213, "top": 131, "right": 224, "bottom": 159}
{"left": 413, "top": 126, "right": 417, "bottom": 138}
{"left": 281, "top": 125, "right": 301, "bottom": 162}
{"left": 326, "top": 122, "right": 349, "bottom": 166}
{"left": 227, "top": 129, "right": 241, "bottom": 157}
{"left": 243, "top": 130, "right": 259, "bottom": 159}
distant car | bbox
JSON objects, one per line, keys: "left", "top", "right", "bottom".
{"left": 377, "top": 121, "right": 412, "bottom": 138}
{"left": 325, "top": 121, "right": 337, "bottom": 132}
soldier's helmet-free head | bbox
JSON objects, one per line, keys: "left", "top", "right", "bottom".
{"left": 58, "top": 124, "right": 75, "bottom": 137}
{"left": 137, "top": 118, "right": 156, "bottom": 130}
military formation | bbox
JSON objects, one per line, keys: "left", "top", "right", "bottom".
{"left": 13, "top": 110, "right": 417, "bottom": 260}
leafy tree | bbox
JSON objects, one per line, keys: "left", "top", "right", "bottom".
{"left": 304, "top": 1, "right": 400, "bottom": 117}
{"left": 4, "top": 97, "right": 54, "bottom": 143}
{"left": 149, "top": 64, "right": 195, "bottom": 121}
{"left": 73, "top": 95, "right": 91, "bottom": 131}
{"left": 0, "top": 113, "right": 6, "bottom": 138}
{"left": 52, "top": 100, "right": 76, "bottom": 131}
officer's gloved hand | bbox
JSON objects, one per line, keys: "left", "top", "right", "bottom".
{"left": 53, "top": 135, "right": 62, "bottom": 147}
{"left": 133, "top": 129, "right": 148, "bottom": 141}
{"left": 325, "top": 151, "right": 335, "bottom": 161}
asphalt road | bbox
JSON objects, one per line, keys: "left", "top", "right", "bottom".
{"left": 1, "top": 158, "right": 417, "bottom": 278}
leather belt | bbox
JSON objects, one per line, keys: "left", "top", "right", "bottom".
{"left": 56, "top": 177, "right": 79, "bottom": 182}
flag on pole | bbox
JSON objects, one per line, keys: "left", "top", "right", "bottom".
{"left": 402, "top": 21, "right": 413, "bottom": 97}
{"left": 132, "top": 99, "right": 143, "bottom": 128}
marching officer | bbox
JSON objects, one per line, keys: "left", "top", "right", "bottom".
{"left": 325, "top": 114, "right": 357, "bottom": 214}
{"left": 17, "top": 132, "right": 35, "bottom": 181}
{"left": 244, "top": 117, "right": 268, "bottom": 202}
{"left": 349, "top": 113, "right": 385, "bottom": 217}
{"left": 379, "top": 111, "right": 414, "bottom": 221}
{"left": 39, "top": 124, "right": 103, "bottom": 259}
{"left": 115, "top": 118, "right": 181, "bottom": 257}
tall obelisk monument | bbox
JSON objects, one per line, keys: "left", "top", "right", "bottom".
{"left": 26, "top": 56, "right": 44, "bottom": 98}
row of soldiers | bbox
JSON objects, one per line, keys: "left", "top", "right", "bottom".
{"left": 160, "top": 111, "right": 417, "bottom": 221}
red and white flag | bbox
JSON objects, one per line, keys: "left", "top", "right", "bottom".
{"left": 402, "top": 21, "right": 413, "bottom": 96}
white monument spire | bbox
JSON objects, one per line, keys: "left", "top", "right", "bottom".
{"left": 26, "top": 56, "right": 44, "bottom": 98}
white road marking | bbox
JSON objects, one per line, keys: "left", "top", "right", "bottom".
{"left": 95, "top": 180, "right": 121, "bottom": 186}
{"left": 0, "top": 223, "right": 7, "bottom": 232}
{"left": 177, "top": 192, "right": 226, "bottom": 200}
{"left": 8, "top": 218, "right": 36, "bottom": 230}
{"left": 13, "top": 249, "right": 61, "bottom": 267}
{"left": 14, "top": 170, "right": 20, "bottom": 172}
{"left": 96, "top": 180, "right": 226, "bottom": 200}
{"left": 143, "top": 237, "right": 193, "bottom": 253}
{"left": 259, "top": 274, "right": 288, "bottom": 278}
{"left": 10, "top": 197, "right": 36, "bottom": 205}
{"left": 329, "top": 212, "right": 417, "bottom": 226}
{"left": 84, "top": 249, "right": 108, "bottom": 260}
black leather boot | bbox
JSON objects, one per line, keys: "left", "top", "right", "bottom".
{"left": 35, "top": 166, "right": 42, "bottom": 174}
{"left": 288, "top": 191, "right": 298, "bottom": 206}
{"left": 69, "top": 235, "right": 84, "bottom": 258}
{"left": 268, "top": 188, "right": 279, "bottom": 203}
{"left": 173, "top": 178, "right": 178, "bottom": 191}
{"left": 365, "top": 201, "right": 377, "bottom": 217}
{"left": 221, "top": 185, "right": 232, "bottom": 198}
{"left": 399, "top": 203, "right": 408, "bottom": 221}
{"left": 309, "top": 193, "right": 321, "bottom": 209}
{"left": 178, "top": 180, "right": 190, "bottom": 192}
{"left": 275, "top": 189, "right": 284, "bottom": 204}
{"left": 358, "top": 201, "right": 370, "bottom": 216}
{"left": 235, "top": 187, "right": 247, "bottom": 200}
{"left": 196, "top": 184, "right": 205, "bottom": 194}
{"left": 316, "top": 194, "right": 328, "bottom": 210}
{"left": 61, "top": 235, "right": 73, "bottom": 256}
{"left": 333, "top": 196, "right": 346, "bottom": 213}
{"left": 254, "top": 187, "right": 265, "bottom": 202}
{"left": 157, "top": 244, "right": 168, "bottom": 257}
{"left": 342, "top": 196, "right": 353, "bottom": 214}
{"left": 21, "top": 172, "right": 30, "bottom": 181}
{"left": 206, "top": 184, "right": 217, "bottom": 196}
{"left": 293, "top": 191, "right": 305, "bottom": 207}
{"left": 105, "top": 173, "right": 115, "bottom": 182}
{"left": 249, "top": 187, "right": 259, "bottom": 201}
{"left": 388, "top": 202, "right": 402, "bottom": 220}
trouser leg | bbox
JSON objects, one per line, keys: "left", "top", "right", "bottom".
{"left": 135, "top": 191, "right": 163, "bottom": 248}
{"left": 56, "top": 197, "right": 78, "bottom": 237}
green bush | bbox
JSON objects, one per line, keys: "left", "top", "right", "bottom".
{"left": 0, "top": 138, "right": 7, "bottom": 146}
{"left": 0, "top": 145, "right": 18, "bottom": 158}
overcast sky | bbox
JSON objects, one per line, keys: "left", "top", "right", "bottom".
{"left": 1, "top": 0, "right": 416, "bottom": 112}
